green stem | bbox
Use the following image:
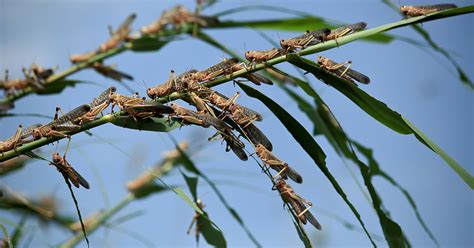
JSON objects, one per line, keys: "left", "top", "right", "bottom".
{"left": 59, "top": 194, "right": 135, "bottom": 248}
{"left": 0, "top": 47, "right": 126, "bottom": 104}
{"left": 0, "top": 114, "right": 115, "bottom": 162}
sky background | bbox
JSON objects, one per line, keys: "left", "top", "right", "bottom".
{"left": 1, "top": 0, "right": 473, "bottom": 247}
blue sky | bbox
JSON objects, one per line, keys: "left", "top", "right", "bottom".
{"left": 1, "top": 0, "right": 473, "bottom": 247}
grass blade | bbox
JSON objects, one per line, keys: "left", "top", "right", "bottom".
{"left": 110, "top": 116, "right": 181, "bottom": 132}
{"left": 287, "top": 54, "right": 473, "bottom": 188}
{"left": 210, "top": 17, "right": 392, "bottom": 43}
{"left": 180, "top": 171, "right": 227, "bottom": 248}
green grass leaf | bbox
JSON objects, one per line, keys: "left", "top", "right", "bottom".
{"left": 179, "top": 171, "right": 227, "bottom": 248}
{"left": 287, "top": 54, "right": 473, "bottom": 189}
{"left": 130, "top": 183, "right": 168, "bottom": 199}
{"left": 353, "top": 141, "right": 439, "bottom": 246}
{"left": 210, "top": 17, "right": 392, "bottom": 43}
{"left": 35, "top": 80, "right": 87, "bottom": 95}
{"left": 110, "top": 116, "right": 181, "bottom": 132}
{"left": 127, "top": 37, "right": 169, "bottom": 52}
{"left": 238, "top": 83, "right": 376, "bottom": 246}
{"left": 181, "top": 171, "right": 199, "bottom": 201}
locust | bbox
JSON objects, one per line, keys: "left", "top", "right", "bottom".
{"left": 140, "top": 10, "right": 172, "bottom": 35}
{"left": 191, "top": 58, "right": 242, "bottom": 82}
{"left": 187, "top": 199, "right": 207, "bottom": 244}
{"left": 123, "top": 99, "right": 174, "bottom": 120}
{"left": 92, "top": 62, "right": 133, "bottom": 82}
{"left": 280, "top": 28, "right": 330, "bottom": 53}
{"left": 108, "top": 91, "right": 145, "bottom": 112}
{"left": 208, "top": 128, "right": 248, "bottom": 161}
{"left": 245, "top": 48, "right": 284, "bottom": 64}
{"left": 221, "top": 132, "right": 248, "bottom": 161}
{"left": 203, "top": 91, "right": 272, "bottom": 151}
{"left": 188, "top": 91, "right": 216, "bottom": 116}
{"left": 51, "top": 152, "right": 90, "bottom": 189}
{"left": 322, "top": 22, "right": 367, "bottom": 44}
{"left": 99, "top": 13, "right": 136, "bottom": 52}
{"left": 0, "top": 125, "right": 23, "bottom": 156}
{"left": 192, "top": 58, "right": 273, "bottom": 85}
{"left": 400, "top": 4, "right": 457, "bottom": 17}
{"left": 167, "top": 5, "right": 219, "bottom": 27}
{"left": 0, "top": 69, "right": 44, "bottom": 96}
{"left": 147, "top": 69, "right": 198, "bottom": 99}
{"left": 273, "top": 179, "right": 321, "bottom": 230}
{"left": 32, "top": 104, "right": 91, "bottom": 140}
{"left": 170, "top": 103, "right": 229, "bottom": 131}
{"left": 207, "top": 91, "right": 262, "bottom": 120}
{"left": 109, "top": 91, "right": 173, "bottom": 119}
{"left": 69, "top": 51, "right": 98, "bottom": 64}
{"left": 255, "top": 144, "right": 302, "bottom": 183}
{"left": 317, "top": 56, "right": 370, "bottom": 85}
{"left": 75, "top": 87, "right": 116, "bottom": 124}
{"left": 29, "top": 64, "right": 54, "bottom": 82}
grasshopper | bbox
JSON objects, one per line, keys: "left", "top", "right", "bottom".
{"left": 317, "top": 56, "right": 370, "bottom": 85}
{"left": 170, "top": 103, "right": 229, "bottom": 131}
{"left": 0, "top": 69, "right": 44, "bottom": 96}
{"left": 123, "top": 99, "right": 174, "bottom": 120}
{"left": 32, "top": 104, "right": 91, "bottom": 140}
{"left": 51, "top": 152, "right": 90, "bottom": 189}
{"left": 75, "top": 87, "right": 116, "bottom": 124}
{"left": 109, "top": 91, "right": 173, "bottom": 119}
{"left": 29, "top": 64, "right": 54, "bottom": 82}
{"left": 168, "top": 5, "right": 219, "bottom": 27}
{"left": 255, "top": 144, "right": 302, "bottom": 183}
{"left": 108, "top": 91, "right": 145, "bottom": 112}
{"left": 0, "top": 125, "right": 23, "bottom": 156}
{"left": 187, "top": 199, "right": 206, "bottom": 244}
{"left": 99, "top": 13, "right": 136, "bottom": 52}
{"left": 273, "top": 178, "right": 321, "bottom": 230}
{"left": 280, "top": 28, "right": 330, "bottom": 53}
{"left": 400, "top": 4, "right": 457, "bottom": 17}
{"left": 191, "top": 58, "right": 242, "bottom": 82}
{"left": 208, "top": 129, "right": 248, "bottom": 161}
{"left": 140, "top": 10, "right": 172, "bottom": 35}
{"left": 69, "top": 51, "right": 98, "bottom": 64}
{"left": 222, "top": 132, "right": 248, "bottom": 161}
{"left": 206, "top": 91, "right": 262, "bottom": 121}
{"left": 322, "top": 22, "right": 367, "bottom": 44}
{"left": 147, "top": 69, "right": 198, "bottom": 99}
{"left": 192, "top": 58, "right": 273, "bottom": 85}
{"left": 188, "top": 91, "right": 217, "bottom": 117}
{"left": 92, "top": 62, "right": 133, "bottom": 82}
{"left": 204, "top": 91, "right": 271, "bottom": 151}
{"left": 245, "top": 48, "right": 284, "bottom": 64}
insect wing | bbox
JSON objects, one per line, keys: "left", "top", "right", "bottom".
{"left": 67, "top": 165, "right": 90, "bottom": 189}
{"left": 344, "top": 67, "right": 370, "bottom": 84}
{"left": 244, "top": 124, "right": 273, "bottom": 151}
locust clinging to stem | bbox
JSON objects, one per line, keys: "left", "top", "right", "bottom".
{"left": 273, "top": 179, "right": 321, "bottom": 230}
{"left": 317, "top": 56, "right": 370, "bottom": 85}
